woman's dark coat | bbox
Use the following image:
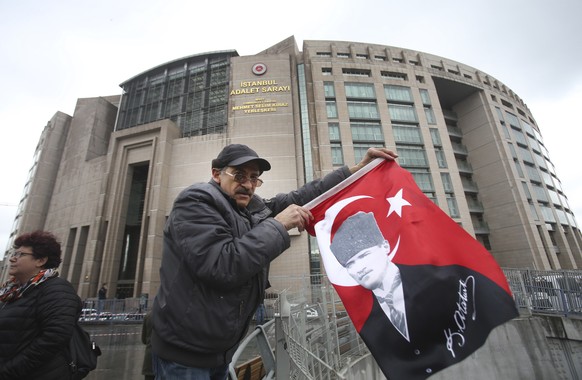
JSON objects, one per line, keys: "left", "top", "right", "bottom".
{"left": 0, "top": 276, "right": 82, "bottom": 380}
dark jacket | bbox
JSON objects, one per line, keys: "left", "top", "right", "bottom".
{"left": 152, "top": 167, "right": 351, "bottom": 367}
{"left": 0, "top": 276, "right": 82, "bottom": 380}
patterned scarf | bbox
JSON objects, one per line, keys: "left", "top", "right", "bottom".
{"left": 0, "top": 268, "right": 59, "bottom": 303}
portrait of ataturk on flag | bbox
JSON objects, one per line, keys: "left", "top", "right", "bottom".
{"left": 304, "top": 159, "right": 518, "bottom": 380}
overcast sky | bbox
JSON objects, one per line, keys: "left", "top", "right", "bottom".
{"left": 1, "top": 0, "right": 581, "bottom": 256}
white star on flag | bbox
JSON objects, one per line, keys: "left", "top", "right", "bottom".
{"left": 386, "top": 189, "right": 411, "bottom": 217}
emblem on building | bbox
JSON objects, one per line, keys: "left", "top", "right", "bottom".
{"left": 252, "top": 63, "right": 267, "bottom": 76}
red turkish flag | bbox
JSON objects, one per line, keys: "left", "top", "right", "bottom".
{"left": 305, "top": 159, "right": 518, "bottom": 379}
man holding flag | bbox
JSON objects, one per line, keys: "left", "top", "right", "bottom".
{"left": 305, "top": 158, "right": 519, "bottom": 379}
{"left": 151, "top": 143, "right": 397, "bottom": 379}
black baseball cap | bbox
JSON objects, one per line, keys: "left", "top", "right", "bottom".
{"left": 211, "top": 144, "right": 271, "bottom": 172}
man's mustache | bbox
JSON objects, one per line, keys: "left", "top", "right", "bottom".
{"left": 235, "top": 189, "right": 252, "bottom": 196}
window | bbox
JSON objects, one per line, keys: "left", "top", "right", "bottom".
{"left": 435, "top": 149, "right": 447, "bottom": 168}
{"left": 521, "top": 120, "right": 535, "bottom": 137}
{"left": 410, "top": 170, "right": 434, "bottom": 192}
{"left": 388, "top": 104, "right": 418, "bottom": 122}
{"left": 392, "top": 57, "right": 403, "bottom": 63}
{"left": 541, "top": 170, "right": 554, "bottom": 187}
{"left": 374, "top": 55, "right": 386, "bottom": 61}
{"left": 326, "top": 101, "right": 338, "bottom": 118}
{"left": 514, "top": 159, "right": 524, "bottom": 178}
{"left": 511, "top": 127, "right": 527, "bottom": 146}
{"left": 447, "top": 196, "right": 460, "bottom": 218}
{"left": 328, "top": 123, "right": 341, "bottom": 141}
{"left": 322, "top": 67, "right": 332, "bottom": 75}
{"left": 505, "top": 112, "right": 520, "bottom": 129}
{"left": 518, "top": 146, "right": 534, "bottom": 164}
{"left": 416, "top": 76, "right": 425, "bottom": 83}
{"left": 347, "top": 102, "right": 380, "bottom": 119}
{"left": 441, "top": 173, "right": 454, "bottom": 193}
{"left": 548, "top": 189, "right": 561, "bottom": 206}
{"left": 393, "top": 124, "right": 422, "bottom": 144}
{"left": 524, "top": 163, "right": 542, "bottom": 182}
{"left": 531, "top": 183, "right": 549, "bottom": 203}
{"left": 419, "top": 90, "right": 436, "bottom": 124}
{"left": 356, "top": 54, "right": 369, "bottom": 59}
{"left": 419, "top": 89, "right": 431, "bottom": 105}
{"left": 521, "top": 182, "right": 532, "bottom": 200}
{"left": 316, "top": 52, "right": 331, "bottom": 57}
{"left": 508, "top": 143, "right": 518, "bottom": 159}
{"left": 329, "top": 123, "right": 343, "bottom": 166}
{"left": 424, "top": 107, "right": 436, "bottom": 124}
{"left": 331, "top": 142, "right": 344, "bottom": 165}
{"left": 381, "top": 71, "right": 408, "bottom": 80}
{"left": 351, "top": 122, "right": 384, "bottom": 142}
{"left": 529, "top": 137, "right": 542, "bottom": 155}
{"left": 385, "top": 85, "right": 413, "bottom": 103}
{"left": 501, "top": 99, "right": 513, "bottom": 109}
{"left": 495, "top": 107, "right": 505, "bottom": 122}
{"left": 539, "top": 205, "right": 556, "bottom": 223}
{"left": 324, "top": 82, "right": 336, "bottom": 98}
{"left": 529, "top": 203, "right": 539, "bottom": 220}
{"left": 429, "top": 128, "right": 442, "bottom": 146}
{"left": 342, "top": 68, "right": 371, "bottom": 77}
{"left": 396, "top": 147, "right": 428, "bottom": 167}
{"left": 337, "top": 52, "right": 350, "bottom": 58}
{"left": 345, "top": 83, "right": 375, "bottom": 99}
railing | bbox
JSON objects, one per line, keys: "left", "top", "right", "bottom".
{"left": 79, "top": 297, "right": 148, "bottom": 323}
{"left": 503, "top": 268, "right": 582, "bottom": 317}
{"left": 230, "top": 269, "right": 582, "bottom": 379}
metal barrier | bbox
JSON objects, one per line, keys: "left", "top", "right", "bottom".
{"left": 503, "top": 268, "right": 582, "bottom": 317}
{"left": 228, "top": 319, "right": 277, "bottom": 380}
{"left": 80, "top": 298, "right": 148, "bottom": 322}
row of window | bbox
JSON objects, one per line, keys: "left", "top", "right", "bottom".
{"left": 321, "top": 67, "right": 428, "bottom": 84}
{"left": 326, "top": 85, "right": 460, "bottom": 217}
{"left": 324, "top": 83, "right": 436, "bottom": 125}
{"left": 496, "top": 107, "right": 576, "bottom": 226}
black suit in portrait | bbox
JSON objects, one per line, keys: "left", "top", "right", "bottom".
{"left": 358, "top": 264, "right": 518, "bottom": 380}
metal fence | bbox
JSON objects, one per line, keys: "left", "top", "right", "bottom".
{"left": 230, "top": 269, "right": 582, "bottom": 379}
{"left": 80, "top": 297, "right": 148, "bottom": 322}
{"left": 503, "top": 268, "right": 582, "bottom": 317}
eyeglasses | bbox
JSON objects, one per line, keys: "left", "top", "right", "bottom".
{"left": 10, "top": 251, "right": 34, "bottom": 259}
{"left": 223, "top": 171, "right": 264, "bottom": 187}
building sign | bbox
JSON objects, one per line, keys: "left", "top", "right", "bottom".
{"left": 232, "top": 97, "right": 289, "bottom": 114}
{"left": 230, "top": 80, "right": 290, "bottom": 95}
{"left": 230, "top": 79, "right": 291, "bottom": 114}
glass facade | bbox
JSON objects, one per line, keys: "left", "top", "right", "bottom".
{"left": 116, "top": 52, "right": 235, "bottom": 137}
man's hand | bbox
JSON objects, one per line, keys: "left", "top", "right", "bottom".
{"left": 274, "top": 204, "right": 313, "bottom": 232}
{"left": 349, "top": 147, "right": 398, "bottom": 174}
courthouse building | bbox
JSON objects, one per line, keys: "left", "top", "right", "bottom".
{"left": 2, "top": 36, "right": 581, "bottom": 299}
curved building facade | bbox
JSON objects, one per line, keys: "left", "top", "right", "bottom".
{"left": 2, "top": 36, "right": 580, "bottom": 299}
